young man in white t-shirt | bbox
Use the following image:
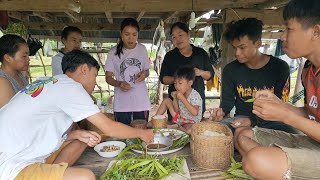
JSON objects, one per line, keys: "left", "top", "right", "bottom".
{"left": 0, "top": 50, "right": 154, "bottom": 180}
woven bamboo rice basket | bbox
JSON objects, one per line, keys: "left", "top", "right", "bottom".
{"left": 130, "top": 119, "right": 147, "bottom": 129}
{"left": 151, "top": 115, "right": 167, "bottom": 128}
{"left": 191, "top": 121, "right": 234, "bottom": 170}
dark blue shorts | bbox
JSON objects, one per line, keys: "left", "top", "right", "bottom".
{"left": 114, "top": 111, "right": 149, "bottom": 125}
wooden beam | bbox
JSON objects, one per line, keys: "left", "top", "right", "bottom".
{"left": 194, "top": 30, "right": 282, "bottom": 39}
{"left": 24, "top": 22, "right": 157, "bottom": 31}
{"left": 32, "top": 12, "right": 54, "bottom": 22}
{"left": 104, "top": 11, "right": 113, "bottom": 24}
{"left": 77, "top": 13, "right": 162, "bottom": 19}
{"left": 67, "top": 0, "right": 81, "bottom": 13}
{"left": 7, "top": 11, "right": 28, "bottom": 21}
{"left": 164, "top": 11, "right": 180, "bottom": 23}
{"left": 194, "top": 11, "right": 212, "bottom": 19}
{"left": 0, "top": 0, "right": 269, "bottom": 12}
{"left": 255, "top": 0, "right": 289, "bottom": 9}
{"left": 28, "top": 35, "right": 153, "bottom": 43}
{"left": 136, "top": 11, "right": 145, "bottom": 22}
{"left": 64, "top": 11, "right": 81, "bottom": 23}
{"left": 225, "top": 8, "right": 284, "bottom": 26}
{"left": 262, "top": 31, "right": 282, "bottom": 39}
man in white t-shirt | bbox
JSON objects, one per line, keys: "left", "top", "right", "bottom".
{"left": 0, "top": 50, "right": 154, "bottom": 180}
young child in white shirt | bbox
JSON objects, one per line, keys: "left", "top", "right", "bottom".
{"left": 155, "top": 66, "right": 202, "bottom": 134}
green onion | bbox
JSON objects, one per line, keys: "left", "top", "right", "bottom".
{"left": 222, "top": 157, "right": 253, "bottom": 180}
{"left": 244, "top": 98, "right": 255, "bottom": 103}
{"left": 100, "top": 145, "right": 185, "bottom": 180}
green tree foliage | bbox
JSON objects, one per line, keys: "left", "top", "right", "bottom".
{"left": 2, "top": 22, "right": 27, "bottom": 38}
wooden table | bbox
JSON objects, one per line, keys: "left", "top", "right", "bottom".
{"left": 74, "top": 144, "right": 230, "bottom": 179}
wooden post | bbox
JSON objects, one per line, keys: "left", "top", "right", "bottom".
{"left": 155, "top": 40, "right": 166, "bottom": 105}
{"left": 37, "top": 51, "right": 47, "bottom": 77}
{"left": 293, "top": 58, "right": 306, "bottom": 106}
{"left": 96, "top": 42, "right": 110, "bottom": 97}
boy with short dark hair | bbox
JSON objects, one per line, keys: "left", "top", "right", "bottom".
{"left": 155, "top": 66, "right": 202, "bottom": 134}
{"left": 211, "top": 18, "right": 296, "bottom": 133}
{"left": 235, "top": 0, "right": 320, "bottom": 179}
{"left": 52, "top": 26, "right": 83, "bottom": 76}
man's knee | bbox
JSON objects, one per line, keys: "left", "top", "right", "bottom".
{"left": 242, "top": 147, "right": 265, "bottom": 177}
{"left": 82, "top": 169, "right": 95, "bottom": 180}
{"left": 242, "top": 146, "right": 285, "bottom": 179}
{"left": 63, "top": 168, "right": 95, "bottom": 180}
{"left": 235, "top": 127, "right": 253, "bottom": 138}
{"left": 235, "top": 127, "right": 253, "bottom": 143}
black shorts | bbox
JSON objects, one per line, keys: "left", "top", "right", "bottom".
{"left": 114, "top": 111, "right": 149, "bottom": 125}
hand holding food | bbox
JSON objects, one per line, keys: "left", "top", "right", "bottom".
{"left": 254, "top": 90, "right": 281, "bottom": 103}
{"left": 230, "top": 118, "right": 251, "bottom": 128}
{"left": 253, "top": 98, "right": 288, "bottom": 122}
{"left": 210, "top": 108, "right": 225, "bottom": 121}
{"left": 135, "top": 71, "right": 147, "bottom": 82}
{"left": 193, "top": 67, "right": 203, "bottom": 77}
{"left": 139, "top": 129, "right": 154, "bottom": 143}
{"left": 171, "top": 91, "right": 177, "bottom": 101}
{"left": 75, "top": 130, "right": 101, "bottom": 147}
{"left": 119, "top": 81, "right": 131, "bottom": 92}
{"left": 176, "top": 91, "right": 184, "bottom": 100}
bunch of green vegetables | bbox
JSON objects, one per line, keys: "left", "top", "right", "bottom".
{"left": 221, "top": 157, "right": 253, "bottom": 180}
{"left": 169, "top": 134, "right": 189, "bottom": 150}
{"left": 100, "top": 145, "right": 186, "bottom": 180}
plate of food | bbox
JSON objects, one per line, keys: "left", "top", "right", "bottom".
{"left": 94, "top": 141, "right": 126, "bottom": 158}
{"left": 142, "top": 136, "right": 173, "bottom": 152}
{"left": 154, "top": 128, "right": 185, "bottom": 141}
{"left": 126, "top": 128, "right": 190, "bottom": 155}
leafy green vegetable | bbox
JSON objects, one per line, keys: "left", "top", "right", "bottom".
{"left": 222, "top": 157, "right": 253, "bottom": 180}
{"left": 104, "top": 130, "right": 190, "bottom": 179}
{"left": 100, "top": 146, "right": 186, "bottom": 180}
{"left": 244, "top": 98, "right": 255, "bottom": 103}
{"left": 169, "top": 134, "right": 190, "bottom": 150}
{"left": 153, "top": 128, "right": 165, "bottom": 136}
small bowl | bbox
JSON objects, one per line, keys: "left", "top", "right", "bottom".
{"left": 94, "top": 141, "right": 126, "bottom": 158}
{"left": 142, "top": 136, "right": 173, "bottom": 152}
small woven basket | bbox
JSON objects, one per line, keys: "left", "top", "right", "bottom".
{"left": 191, "top": 121, "right": 234, "bottom": 170}
{"left": 130, "top": 119, "right": 147, "bottom": 129}
{"left": 151, "top": 116, "right": 167, "bottom": 128}
{"left": 86, "top": 113, "right": 114, "bottom": 141}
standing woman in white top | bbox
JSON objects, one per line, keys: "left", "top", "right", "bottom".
{"left": 0, "top": 34, "right": 30, "bottom": 108}
{"left": 105, "top": 18, "right": 151, "bottom": 125}
{"left": 51, "top": 26, "right": 82, "bottom": 76}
